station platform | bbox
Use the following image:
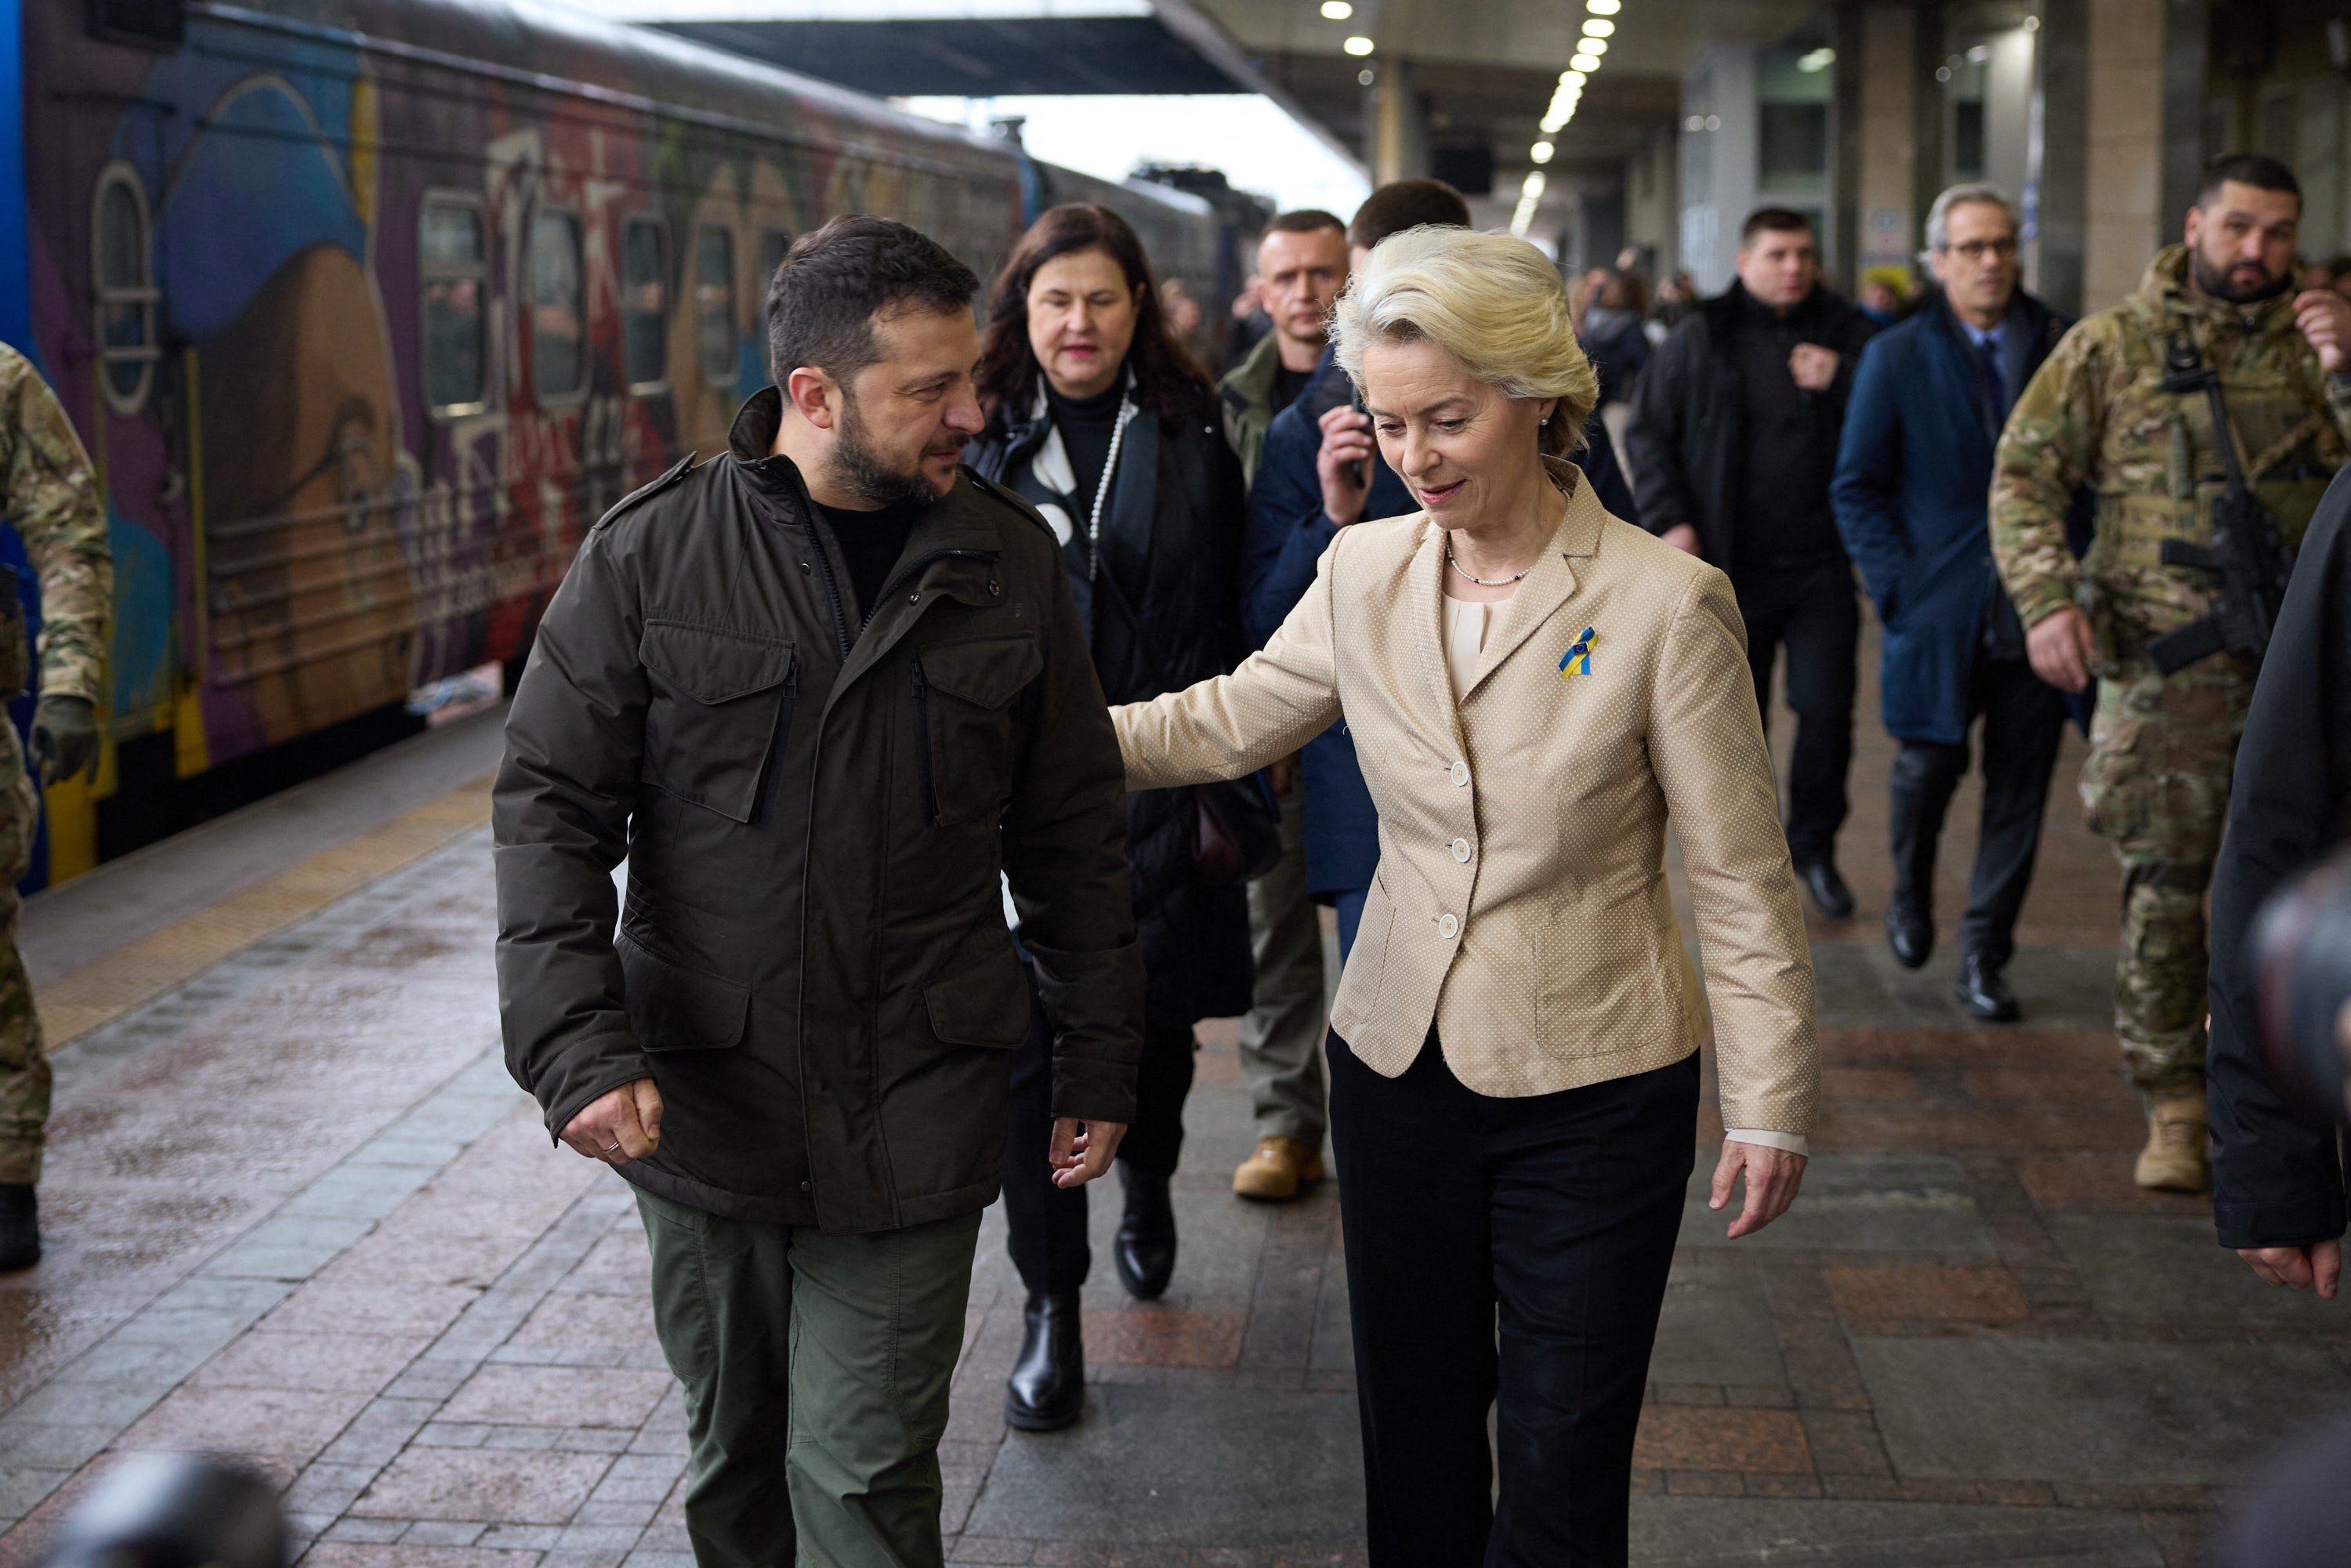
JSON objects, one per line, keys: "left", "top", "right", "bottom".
{"left": 1, "top": 679, "right": 2346, "bottom": 1568}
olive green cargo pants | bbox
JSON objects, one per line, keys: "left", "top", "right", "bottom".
{"left": 636, "top": 1189, "right": 982, "bottom": 1568}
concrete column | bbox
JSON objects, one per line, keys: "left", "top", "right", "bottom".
{"left": 2034, "top": 0, "right": 2089, "bottom": 314}
{"left": 1847, "top": 0, "right": 1920, "bottom": 284}
{"left": 1623, "top": 127, "right": 1680, "bottom": 281}
{"left": 1680, "top": 42, "right": 1760, "bottom": 292}
{"left": 2083, "top": 0, "right": 2204, "bottom": 311}
{"left": 1369, "top": 58, "right": 1430, "bottom": 186}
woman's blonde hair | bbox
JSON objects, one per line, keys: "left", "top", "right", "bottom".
{"left": 1330, "top": 225, "right": 1599, "bottom": 460}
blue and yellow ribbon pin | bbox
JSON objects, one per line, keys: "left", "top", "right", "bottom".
{"left": 1557, "top": 626, "right": 1596, "bottom": 680}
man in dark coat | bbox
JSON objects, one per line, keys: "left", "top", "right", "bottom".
{"left": 1831, "top": 184, "right": 2072, "bottom": 1021}
{"left": 1244, "top": 183, "right": 1642, "bottom": 958}
{"left": 2208, "top": 467, "right": 2351, "bottom": 1299}
{"left": 1625, "top": 208, "right": 1878, "bottom": 918}
{"left": 493, "top": 215, "right": 1143, "bottom": 1568}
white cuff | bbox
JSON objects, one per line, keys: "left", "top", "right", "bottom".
{"left": 1722, "top": 1127, "right": 1809, "bottom": 1157}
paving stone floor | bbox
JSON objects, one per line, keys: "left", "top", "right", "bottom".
{"left": 3, "top": 681, "right": 2348, "bottom": 1567}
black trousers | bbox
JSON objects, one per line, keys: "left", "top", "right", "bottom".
{"left": 1328, "top": 1032, "right": 1698, "bottom": 1568}
{"left": 1001, "top": 973, "right": 1196, "bottom": 1299}
{"left": 1888, "top": 653, "right": 2068, "bottom": 968}
{"left": 1734, "top": 560, "right": 1860, "bottom": 867}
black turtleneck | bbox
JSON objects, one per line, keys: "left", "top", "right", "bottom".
{"left": 1731, "top": 285, "right": 1844, "bottom": 574}
{"left": 1044, "top": 377, "right": 1126, "bottom": 513}
{"left": 811, "top": 495, "right": 925, "bottom": 621}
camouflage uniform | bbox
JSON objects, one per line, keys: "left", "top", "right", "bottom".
{"left": 1991, "top": 246, "right": 2349, "bottom": 1096}
{"left": 0, "top": 343, "right": 112, "bottom": 1185}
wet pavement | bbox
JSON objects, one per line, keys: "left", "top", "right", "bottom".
{"left": 2, "top": 681, "right": 2347, "bottom": 1567}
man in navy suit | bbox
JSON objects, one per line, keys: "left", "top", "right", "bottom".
{"left": 1831, "top": 184, "right": 2071, "bottom": 1021}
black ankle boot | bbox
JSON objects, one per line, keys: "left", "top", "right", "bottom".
{"left": 1114, "top": 1166, "right": 1176, "bottom": 1301}
{"left": 1004, "top": 1291, "right": 1084, "bottom": 1432}
{"left": 0, "top": 1183, "right": 39, "bottom": 1273}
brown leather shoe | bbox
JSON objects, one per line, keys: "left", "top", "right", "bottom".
{"left": 1233, "top": 1137, "right": 1326, "bottom": 1202}
{"left": 2133, "top": 1095, "right": 2211, "bottom": 1193}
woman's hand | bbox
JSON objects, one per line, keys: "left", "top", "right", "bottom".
{"left": 1709, "top": 1139, "right": 1806, "bottom": 1239}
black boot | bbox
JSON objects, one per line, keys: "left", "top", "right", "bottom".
{"left": 0, "top": 1183, "right": 39, "bottom": 1273}
{"left": 1113, "top": 1165, "right": 1176, "bottom": 1301}
{"left": 1004, "top": 1291, "right": 1085, "bottom": 1432}
{"left": 1795, "top": 859, "right": 1856, "bottom": 921}
{"left": 1954, "top": 952, "right": 2021, "bottom": 1023}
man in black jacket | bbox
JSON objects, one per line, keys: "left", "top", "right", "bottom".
{"left": 1626, "top": 208, "right": 1878, "bottom": 916}
{"left": 494, "top": 215, "right": 1143, "bottom": 1568}
{"left": 2210, "top": 469, "right": 2350, "bottom": 1301}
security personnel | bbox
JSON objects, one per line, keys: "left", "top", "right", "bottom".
{"left": 1992, "top": 153, "right": 2351, "bottom": 1193}
{"left": 0, "top": 342, "right": 114, "bottom": 1270}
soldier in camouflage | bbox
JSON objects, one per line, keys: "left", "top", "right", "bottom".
{"left": 0, "top": 342, "right": 113, "bottom": 1271}
{"left": 1991, "top": 154, "right": 2351, "bottom": 1193}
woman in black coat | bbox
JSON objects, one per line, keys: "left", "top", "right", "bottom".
{"left": 965, "top": 203, "right": 1255, "bottom": 1431}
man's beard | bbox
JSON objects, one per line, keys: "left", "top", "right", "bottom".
{"left": 829, "top": 394, "right": 946, "bottom": 509}
{"left": 2191, "top": 250, "right": 2292, "bottom": 305}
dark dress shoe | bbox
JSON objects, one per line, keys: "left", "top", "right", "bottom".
{"left": 0, "top": 1183, "right": 38, "bottom": 1273}
{"left": 1114, "top": 1167, "right": 1176, "bottom": 1301}
{"left": 1797, "top": 860, "right": 1856, "bottom": 920}
{"left": 1886, "top": 901, "right": 1934, "bottom": 969}
{"left": 1005, "top": 1292, "right": 1085, "bottom": 1431}
{"left": 1954, "top": 954, "right": 2021, "bottom": 1022}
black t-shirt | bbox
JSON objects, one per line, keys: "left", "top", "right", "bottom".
{"left": 813, "top": 496, "right": 923, "bottom": 621}
{"left": 1273, "top": 361, "right": 1317, "bottom": 416}
{"left": 1044, "top": 378, "right": 1126, "bottom": 515}
{"left": 1731, "top": 288, "right": 1844, "bottom": 574}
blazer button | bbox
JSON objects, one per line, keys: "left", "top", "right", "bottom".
{"left": 1437, "top": 913, "right": 1460, "bottom": 939}
{"left": 1451, "top": 837, "right": 1471, "bottom": 863}
{"left": 1450, "top": 761, "right": 1469, "bottom": 787}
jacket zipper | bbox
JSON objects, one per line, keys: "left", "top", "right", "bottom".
{"left": 910, "top": 663, "right": 938, "bottom": 827}
{"left": 809, "top": 540, "right": 853, "bottom": 664}
{"left": 754, "top": 661, "right": 799, "bottom": 825}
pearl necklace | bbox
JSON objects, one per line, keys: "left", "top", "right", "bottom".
{"left": 1444, "top": 544, "right": 1533, "bottom": 586}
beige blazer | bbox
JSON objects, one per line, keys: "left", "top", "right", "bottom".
{"left": 1113, "top": 472, "right": 1819, "bottom": 1138}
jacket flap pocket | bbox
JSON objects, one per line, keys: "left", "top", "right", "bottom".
{"left": 923, "top": 951, "right": 1031, "bottom": 1048}
{"left": 642, "top": 621, "right": 795, "bottom": 704}
{"left": 619, "top": 935, "right": 751, "bottom": 1052}
{"left": 920, "top": 636, "right": 1042, "bottom": 711}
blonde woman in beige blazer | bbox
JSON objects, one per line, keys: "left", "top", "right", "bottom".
{"left": 1114, "top": 226, "right": 1820, "bottom": 1567}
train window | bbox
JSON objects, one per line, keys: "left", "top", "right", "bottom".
{"left": 91, "top": 164, "right": 158, "bottom": 415}
{"left": 420, "top": 196, "right": 487, "bottom": 416}
{"left": 623, "top": 217, "right": 668, "bottom": 393}
{"left": 697, "top": 225, "right": 735, "bottom": 386}
{"left": 531, "top": 208, "right": 587, "bottom": 403}
{"left": 759, "top": 229, "right": 792, "bottom": 293}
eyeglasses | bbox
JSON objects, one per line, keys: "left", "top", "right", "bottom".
{"left": 1941, "top": 237, "right": 2019, "bottom": 263}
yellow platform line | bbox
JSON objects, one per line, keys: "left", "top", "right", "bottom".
{"left": 42, "top": 777, "right": 494, "bottom": 1048}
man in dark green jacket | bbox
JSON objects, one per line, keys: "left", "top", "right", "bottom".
{"left": 494, "top": 215, "right": 1143, "bottom": 1568}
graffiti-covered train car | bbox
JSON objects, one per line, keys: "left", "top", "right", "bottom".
{"left": 9, "top": 0, "right": 1227, "bottom": 886}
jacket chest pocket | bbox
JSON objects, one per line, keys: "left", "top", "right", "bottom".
{"left": 913, "top": 634, "right": 1043, "bottom": 827}
{"left": 639, "top": 620, "right": 796, "bottom": 823}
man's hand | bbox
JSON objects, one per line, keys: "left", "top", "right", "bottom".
{"left": 28, "top": 693, "right": 98, "bottom": 784}
{"left": 2237, "top": 1238, "right": 2342, "bottom": 1299}
{"left": 2024, "top": 605, "right": 2095, "bottom": 693}
{"left": 1049, "top": 1117, "right": 1126, "bottom": 1189}
{"left": 1659, "top": 523, "right": 1701, "bottom": 556}
{"left": 1788, "top": 343, "right": 1841, "bottom": 393}
{"left": 560, "top": 1078, "right": 664, "bottom": 1166}
{"left": 1710, "top": 1139, "right": 1806, "bottom": 1239}
{"left": 2295, "top": 288, "right": 2351, "bottom": 375}
{"left": 1315, "top": 404, "right": 1375, "bottom": 527}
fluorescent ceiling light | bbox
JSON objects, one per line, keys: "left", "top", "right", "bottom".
{"left": 1522, "top": 171, "right": 1547, "bottom": 197}
{"left": 1581, "top": 35, "right": 1607, "bottom": 53}
{"left": 1320, "top": 0, "right": 1352, "bottom": 16}
{"left": 1342, "top": 34, "right": 1374, "bottom": 55}
{"left": 1587, "top": 0, "right": 1621, "bottom": 12}
{"left": 1582, "top": 17, "right": 1614, "bottom": 36}
{"left": 1570, "top": 51, "right": 1600, "bottom": 71}
{"left": 1531, "top": 140, "right": 1554, "bottom": 163}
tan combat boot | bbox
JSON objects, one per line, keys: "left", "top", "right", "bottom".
{"left": 2133, "top": 1095, "right": 2211, "bottom": 1193}
{"left": 1233, "top": 1137, "right": 1326, "bottom": 1202}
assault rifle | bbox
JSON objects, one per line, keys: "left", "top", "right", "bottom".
{"left": 2147, "top": 336, "right": 2296, "bottom": 675}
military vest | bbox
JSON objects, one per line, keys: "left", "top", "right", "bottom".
{"left": 2084, "top": 263, "right": 2343, "bottom": 660}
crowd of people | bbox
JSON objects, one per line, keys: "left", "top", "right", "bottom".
{"left": 476, "top": 148, "right": 2351, "bottom": 1568}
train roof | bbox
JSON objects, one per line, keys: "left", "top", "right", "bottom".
{"left": 190, "top": 0, "right": 1212, "bottom": 214}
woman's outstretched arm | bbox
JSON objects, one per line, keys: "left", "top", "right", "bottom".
{"left": 1114, "top": 527, "right": 1346, "bottom": 790}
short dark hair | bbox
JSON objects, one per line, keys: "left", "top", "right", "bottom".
{"left": 1348, "top": 179, "right": 1472, "bottom": 252}
{"left": 1739, "top": 207, "right": 1815, "bottom": 248}
{"left": 2197, "top": 152, "right": 2302, "bottom": 210}
{"left": 765, "top": 214, "right": 978, "bottom": 388}
{"left": 1261, "top": 208, "right": 1346, "bottom": 244}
